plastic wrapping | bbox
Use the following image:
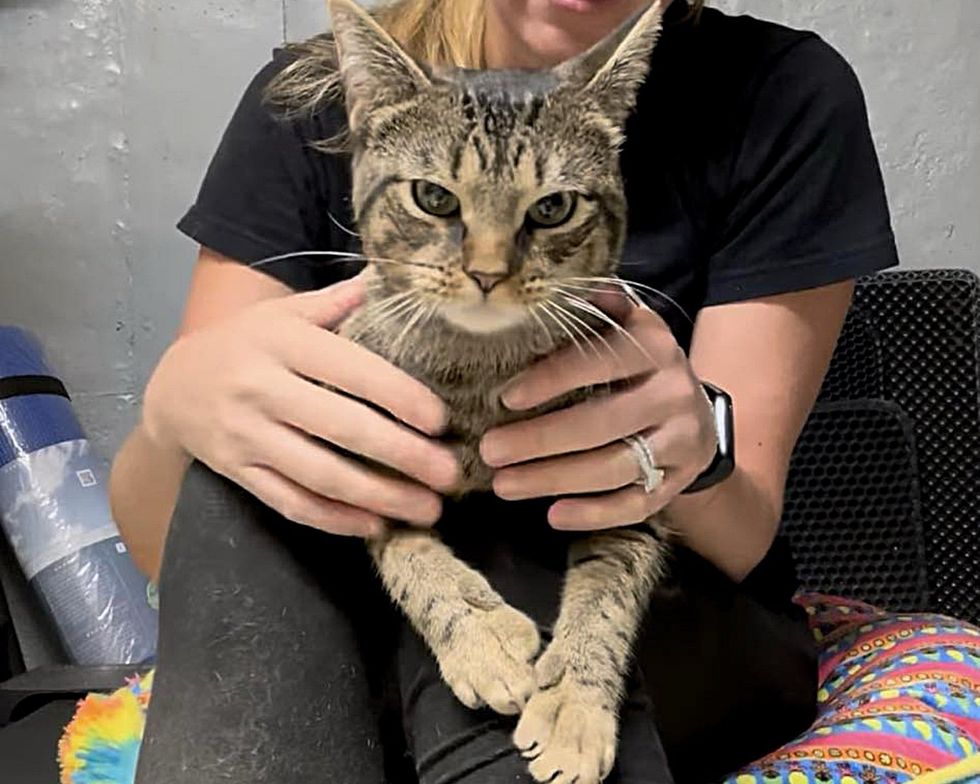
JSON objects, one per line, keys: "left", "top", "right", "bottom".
{"left": 0, "top": 326, "right": 157, "bottom": 665}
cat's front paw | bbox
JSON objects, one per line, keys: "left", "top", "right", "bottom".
{"left": 514, "top": 655, "right": 617, "bottom": 784}
{"left": 438, "top": 604, "right": 540, "bottom": 715}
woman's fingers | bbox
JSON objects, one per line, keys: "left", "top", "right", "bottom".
{"left": 493, "top": 423, "right": 694, "bottom": 501}
{"left": 483, "top": 378, "right": 689, "bottom": 467}
{"left": 279, "top": 321, "right": 449, "bottom": 437}
{"left": 501, "top": 306, "right": 675, "bottom": 411}
{"left": 234, "top": 463, "right": 386, "bottom": 537}
{"left": 268, "top": 371, "right": 458, "bottom": 491}
{"left": 493, "top": 440, "right": 638, "bottom": 500}
{"left": 251, "top": 422, "right": 444, "bottom": 526}
{"left": 547, "top": 483, "right": 679, "bottom": 531}
{"left": 286, "top": 275, "right": 367, "bottom": 329}
{"left": 501, "top": 332, "right": 654, "bottom": 411}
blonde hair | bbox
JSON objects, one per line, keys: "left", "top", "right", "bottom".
{"left": 378, "top": 0, "right": 488, "bottom": 69}
{"left": 268, "top": 0, "right": 702, "bottom": 119}
{"left": 381, "top": 0, "right": 702, "bottom": 68}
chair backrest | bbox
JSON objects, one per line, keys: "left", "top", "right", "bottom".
{"left": 784, "top": 270, "right": 980, "bottom": 623}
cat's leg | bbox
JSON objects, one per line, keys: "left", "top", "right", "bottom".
{"left": 370, "top": 528, "right": 541, "bottom": 715}
{"left": 514, "top": 524, "right": 668, "bottom": 784}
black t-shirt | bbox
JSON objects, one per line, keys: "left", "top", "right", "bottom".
{"left": 177, "top": 4, "right": 899, "bottom": 604}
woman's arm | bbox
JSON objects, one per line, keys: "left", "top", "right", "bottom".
{"left": 114, "top": 245, "right": 458, "bottom": 582}
{"left": 481, "top": 280, "right": 854, "bottom": 583}
{"left": 113, "top": 247, "right": 458, "bottom": 582}
{"left": 110, "top": 248, "right": 295, "bottom": 578}
{"left": 113, "top": 247, "right": 457, "bottom": 581}
{"left": 668, "top": 280, "right": 855, "bottom": 580}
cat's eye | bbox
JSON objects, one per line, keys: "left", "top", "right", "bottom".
{"left": 526, "top": 192, "right": 577, "bottom": 229}
{"left": 412, "top": 180, "right": 460, "bottom": 218}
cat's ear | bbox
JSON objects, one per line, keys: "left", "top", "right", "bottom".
{"left": 554, "top": 1, "right": 664, "bottom": 125}
{"left": 327, "top": 0, "right": 431, "bottom": 126}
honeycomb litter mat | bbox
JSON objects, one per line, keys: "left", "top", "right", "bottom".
{"left": 784, "top": 271, "right": 979, "bottom": 623}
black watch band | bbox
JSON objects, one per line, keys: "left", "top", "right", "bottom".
{"left": 682, "top": 382, "right": 735, "bottom": 494}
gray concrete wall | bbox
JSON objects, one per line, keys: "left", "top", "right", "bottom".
{"left": 1, "top": 0, "right": 979, "bottom": 458}
{"left": 715, "top": 0, "right": 980, "bottom": 271}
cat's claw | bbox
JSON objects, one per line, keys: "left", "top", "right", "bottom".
{"left": 514, "top": 675, "right": 617, "bottom": 784}
{"left": 437, "top": 604, "right": 540, "bottom": 715}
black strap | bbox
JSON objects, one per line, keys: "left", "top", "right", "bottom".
{"left": 0, "top": 375, "right": 70, "bottom": 402}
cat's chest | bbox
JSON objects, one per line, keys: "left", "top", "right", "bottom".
{"left": 436, "top": 380, "right": 585, "bottom": 496}
{"left": 372, "top": 345, "right": 547, "bottom": 494}
{"left": 340, "top": 308, "right": 570, "bottom": 494}
{"left": 436, "top": 384, "right": 538, "bottom": 495}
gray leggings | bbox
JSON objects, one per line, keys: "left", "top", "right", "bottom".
{"left": 134, "top": 463, "right": 817, "bottom": 784}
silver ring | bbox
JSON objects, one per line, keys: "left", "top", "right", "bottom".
{"left": 624, "top": 434, "right": 665, "bottom": 494}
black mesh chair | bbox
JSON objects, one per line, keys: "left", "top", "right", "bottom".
{"left": 782, "top": 269, "right": 979, "bottom": 622}
{"left": 0, "top": 268, "right": 977, "bottom": 752}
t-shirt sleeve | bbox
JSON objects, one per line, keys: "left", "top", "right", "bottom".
{"left": 177, "top": 52, "right": 352, "bottom": 291}
{"left": 703, "top": 36, "right": 899, "bottom": 306}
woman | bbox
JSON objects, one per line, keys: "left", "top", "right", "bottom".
{"left": 113, "top": 0, "right": 899, "bottom": 782}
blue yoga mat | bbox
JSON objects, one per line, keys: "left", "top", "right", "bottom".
{"left": 0, "top": 327, "right": 85, "bottom": 466}
{"left": 0, "top": 326, "right": 157, "bottom": 664}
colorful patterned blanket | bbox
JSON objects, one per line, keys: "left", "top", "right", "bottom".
{"left": 728, "top": 596, "right": 980, "bottom": 784}
{"left": 58, "top": 594, "right": 980, "bottom": 784}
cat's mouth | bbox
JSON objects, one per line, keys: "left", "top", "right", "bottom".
{"left": 439, "top": 297, "right": 530, "bottom": 335}
{"left": 426, "top": 272, "right": 533, "bottom": 335}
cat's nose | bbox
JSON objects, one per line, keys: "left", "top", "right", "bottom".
{"left": 466, "top": 271, "right": 506, "bottom": 294}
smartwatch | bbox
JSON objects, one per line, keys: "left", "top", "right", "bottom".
{"left": 682, "top": 382, "right": 735, "bottom": 494}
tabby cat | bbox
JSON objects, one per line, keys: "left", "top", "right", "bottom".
{"left": 276, "top": 2, "right": 671, "bottom": 781}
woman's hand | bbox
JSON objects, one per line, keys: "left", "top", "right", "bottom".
{"left": 480, "top": 301, "right": 716, "bottom": 530}
{"left": 142, "top": 276, "right": 459, "bottom": 537}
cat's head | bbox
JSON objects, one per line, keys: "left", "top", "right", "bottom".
{"left": 330, "top": 0, "right": 662, "bottom": 336}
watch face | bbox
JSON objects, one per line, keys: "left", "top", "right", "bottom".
{"left": 683, "top": 383, "right": 735, "bottom": 494}
{"left": 706, "top": 383, "right": 734, "bottom": 465}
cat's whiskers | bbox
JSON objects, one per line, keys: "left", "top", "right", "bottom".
{"left": 249, "top": 249, "right": 362, "bottom": 270}
{"left": 553, "top": 282, "right": 639, "bottom": 302}
{"left": 355, "top": 289, "right": 415, "bottom": 319}
{"left": 539, "top": 301, "right": 589, "bottom": 359}
{"left": 547, "top": 299, "right": 621, "bottom": 366}
{"left": 558, "top": 280, "right": 649, "bottom": 312}
{"left": 346, "top": 291, "right": 418, "bottom": 342}
{"left": 563, "top": 276, "right": 694, "bottom": 326}
{"left": 420, "top": 300, "right": 440, "bottom": 331}
{"left": 553, "top": 290, "right": 653, "bottom": 363}
{"left": 249, "top": 249, "right": 446, "bottom": 274}
{"left": 553, "top": 283, "right": 650, "bottom": 328}
{"left": 551, "top": 303, "right": 599, "bottom": 361}
{"left": 544, "top": 301, "right": 621, "bottom": 397}
{"left": 327, "top": 211, "right": 361, "bottom": 239}
{"left": 547, "top": 301, "right": 624, "bottom": 397}
{"left": 389, "top": 298, "right": 434, "bottom": 359}
{"left": 363, "top": 292, "right": 422, "bottom": 330}
{"left": 528, "top": 305, "right": 555, "bottom": 351}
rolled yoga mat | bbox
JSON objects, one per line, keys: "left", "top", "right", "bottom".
{"left": 0, "top": 326, "right": 157, "bottom": 665}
